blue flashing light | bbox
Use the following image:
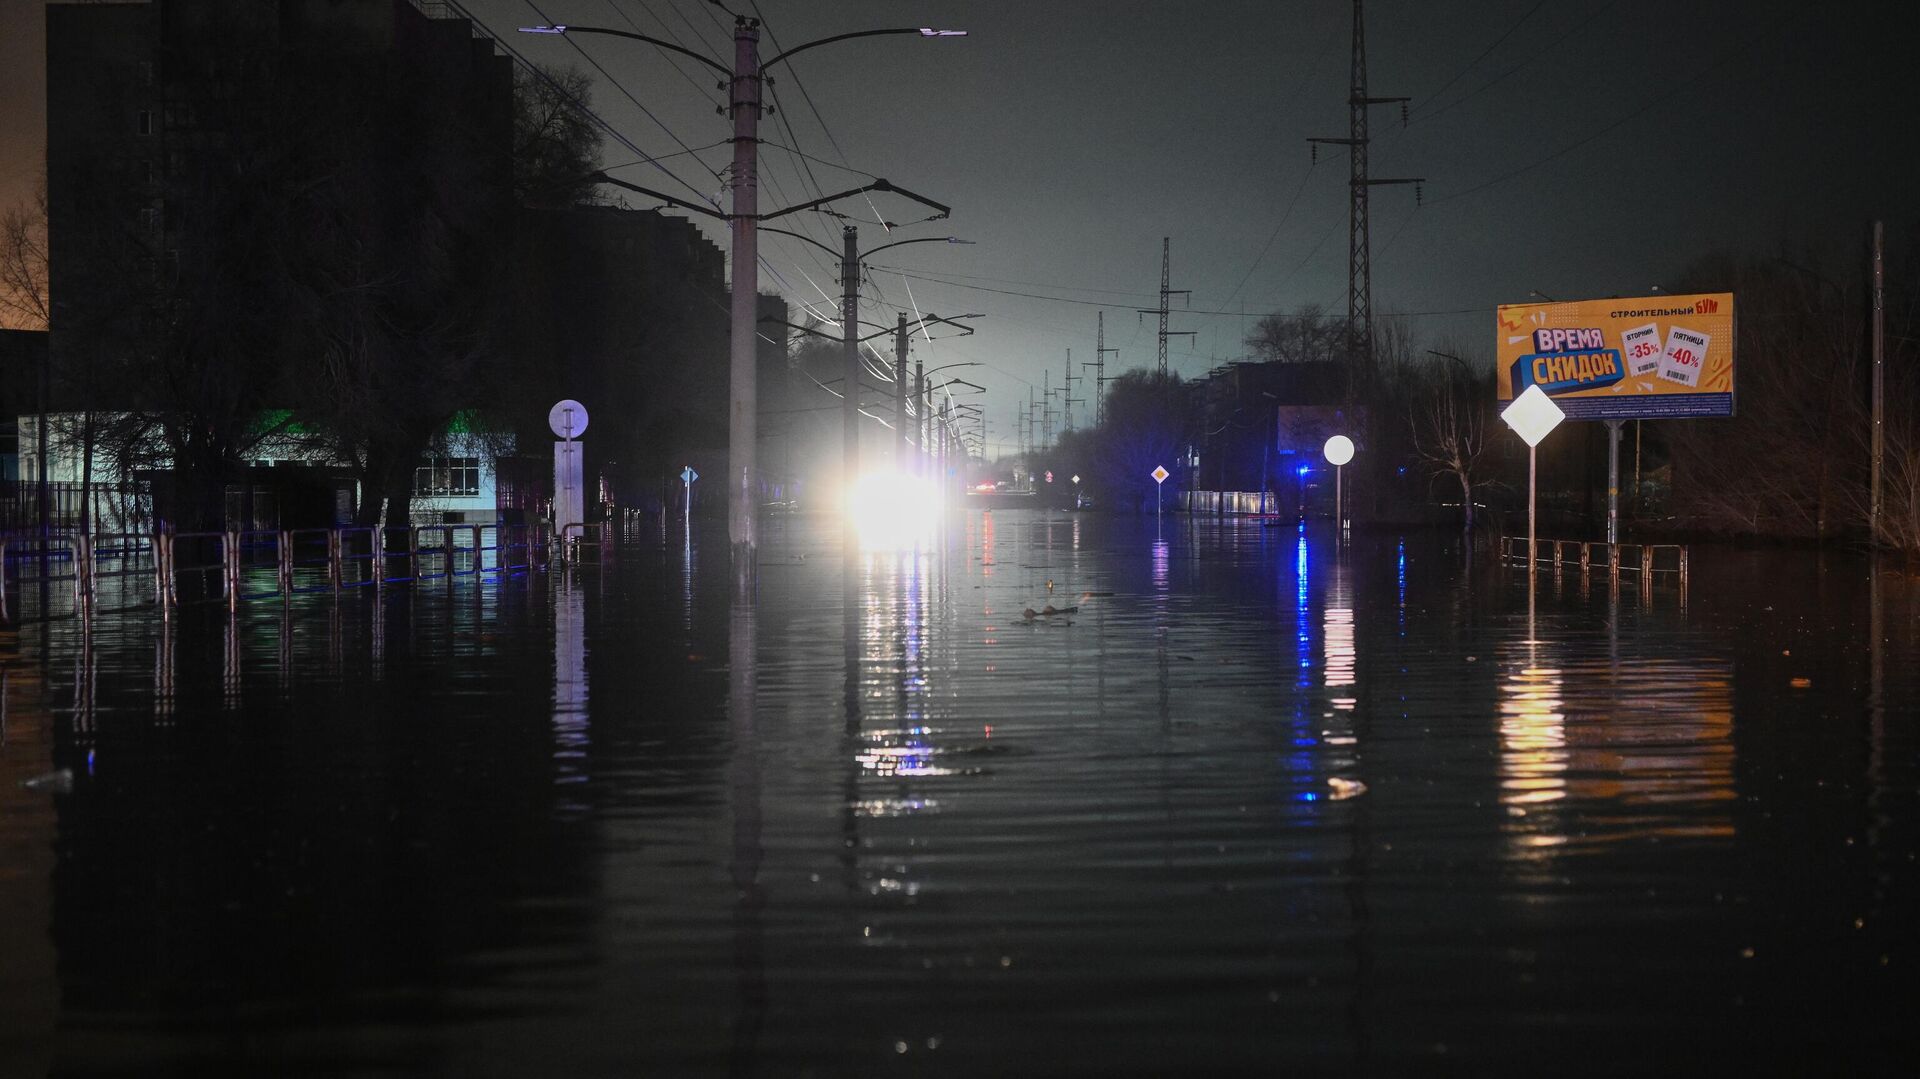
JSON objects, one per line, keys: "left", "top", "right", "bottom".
{"left": 1296, "top": 791, "right": 1320, "bottom": 803}
{"left": 1296, "top": 465, "right": 1310, "bottom": 476}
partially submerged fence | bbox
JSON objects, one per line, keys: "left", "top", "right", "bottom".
{"left": 1499, "top": 536, "right": 1689, "bottom": 587}
{"left": 0, "top": 522, "right": 599, "bottom": 622}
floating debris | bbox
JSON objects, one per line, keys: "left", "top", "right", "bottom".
{"left": 19, "top": 768, "right": 74, "bottom": 793}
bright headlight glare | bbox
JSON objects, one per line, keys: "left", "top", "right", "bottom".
{"left": 848, "top": 471, "right": 940, "bottom": 549}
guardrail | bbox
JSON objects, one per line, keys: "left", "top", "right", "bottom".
{"left": 1499, "top": 536, "right": 1688, "bottom": 587}
{"left": 2, "top": 522, "right": 559, "bottom": 622}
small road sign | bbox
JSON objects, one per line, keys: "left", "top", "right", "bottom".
{"left": 1151, "top": 465, "right": 1169, "bottom": 484}
{"left": 681, "top": 466, "right": 699, "bottom": 485}
{"left": 548, "top": 399, "right": 589, "bottom": 440}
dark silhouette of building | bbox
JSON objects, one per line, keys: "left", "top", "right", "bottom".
{"left": 44, "top": 0, "right": 515, "bottom": 528}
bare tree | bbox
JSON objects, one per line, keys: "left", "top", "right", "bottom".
{"left": 0, "top": 174, "right": 49, "bottom": 331}
{"left": 1409, "top": 353, "right": 1493, "bottom": 535}
{"left": 513, "top": 64, "right": 604, "bottom": 207}
{"left": 1245, "top": 303, "right": 1343, "bottom": 366}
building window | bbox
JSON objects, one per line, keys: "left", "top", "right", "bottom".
{"left": 415, "top": 456, "right": 481, "bottom": 498}
{"left": 136, "top": 110, "right": 152, "bottom": 136}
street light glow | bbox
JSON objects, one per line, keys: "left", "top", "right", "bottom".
{"left": 849, "top": 471, "right": 940, "bottom": 550}
{"left": 918, "top": 28, "right": 968, "bottom": 36}
{"left": 517, "top": 25, "right": 568, "bottom": 34}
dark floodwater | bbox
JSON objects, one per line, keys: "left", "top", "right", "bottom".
{"left": 2, "top": 510, "right": 1916, "bottom": 1076}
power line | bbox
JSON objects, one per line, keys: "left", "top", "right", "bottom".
{"left": 880, "top": 267, "right": 1482, "bottom": 320}
{"left": 1403, "top": 0, "right": 1623, "bottom": 129}
{"left": 1409, "top": 0, "right": 1547, "bottom": 119}
{"left": 1428, "top": 7, "right": 1793, "bottom": 205}
{"left": 521, "top": 1, "right": 727, "bottom": 196}
{"left": 448, "top": 0, "right": 719, "bottom": 206}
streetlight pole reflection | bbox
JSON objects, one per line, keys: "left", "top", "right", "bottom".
{"left": 727, "top": 598, "right": 765, "bottom": 1070}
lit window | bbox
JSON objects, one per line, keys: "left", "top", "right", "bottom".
{"left": 414, "top": 456, "right": 481, "bottom": 497}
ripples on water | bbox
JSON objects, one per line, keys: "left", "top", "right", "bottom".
{"left": 1, "top": 511, "right": 1915, "bottom": 1075}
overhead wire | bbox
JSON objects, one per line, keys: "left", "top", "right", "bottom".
{"left": 445, "top": 0, "right": 719, "bottom": 207}
{"left": 1427, "top": 7, "right": 1796, "bottom": 205}
{"left": 521, "top": 0, "right": 728, "bottom": 199}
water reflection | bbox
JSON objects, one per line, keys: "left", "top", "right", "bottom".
{"left": 553, "top": 572, "right": 590, "bottom": 804}
{"left": 1501, "top": 579, "right": 1737, "bottom": 855}
{"left": 727, "top": 597, "right": 765, "bottom": 1072}
{"left": 0, "top": 516, "right": 1911, "bottom": 1074}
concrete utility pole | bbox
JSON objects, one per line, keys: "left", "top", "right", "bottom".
{"left": 727, "top": 21, "right": 761, "bottom": 582}
{"left": 1872, "top": 219, "right": 1885, "bottom": 545}
{"left": 1308, "top": 0, "right": 1422, "bottom": 371}
{"left": 1137, "top": 238, "right": 1194, "bottom": 377}
{"left": 914, "top": 355, "right": 925, "bottom": 475}
{"left": 841, "top": 225, "right": 861, "bottom": 503}
{"left": 521, "top": 20, "right": 965, "bottom": 592}
{"left": 894, "top": 313, "right": 911, "bottom": 465}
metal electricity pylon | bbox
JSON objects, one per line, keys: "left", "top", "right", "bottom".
{"left": 1137, "top": 237, "right": 1194, "bottom": 377}
{"left": 1307, "top": 0, "right": 1423, "bottom": 373}
{"left": 1085, "top": 309, "right": 1120, "bottom": 426}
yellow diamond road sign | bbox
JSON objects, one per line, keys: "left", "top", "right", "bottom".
{"left": 1151, "top": 465, "right": 1170, "bottom": 484}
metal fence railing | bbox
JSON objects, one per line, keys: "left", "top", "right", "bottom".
{"left": 1499, "top": 536, "right": 1689, "bottom": 588}
{"left": 2, "top": 522, "right": 558, "bottom": 622}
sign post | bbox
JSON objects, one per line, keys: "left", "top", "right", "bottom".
{"left": 681, "top": 465, "right": 699, "bottom": 519}
{"left": 1322, "top": 435, "right": 1354, "bottom": 536}
{"left": 1151, "top": 465, "right": 1170, "bottom": 529}
{"left": 1500, "top": 385, "right": 1566, "bottom": 577}
{"left": 548, "top": 400, "right": 589, "bottom": 557}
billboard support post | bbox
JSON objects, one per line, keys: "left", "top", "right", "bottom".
{"left": 1606, "top": 419, "right": 1622, "bottom": 544}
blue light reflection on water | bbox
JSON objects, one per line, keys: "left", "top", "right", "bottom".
{"left": 2, "top": 510, "right": 1915, "bottom": 1075}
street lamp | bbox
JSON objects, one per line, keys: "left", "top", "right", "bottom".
{"left": 1499, "top": 385, "right": 1566, "bottom": 577}
{"left": 517, "top": 19, "right": 966, "bottom": 588}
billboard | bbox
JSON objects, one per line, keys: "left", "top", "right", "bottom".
{"left": 1495, "top": 292, "right": 1734, "bottom": 420}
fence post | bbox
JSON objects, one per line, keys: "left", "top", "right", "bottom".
{"left": 1641, "top": 545, "right": 1654, "bottom": 578}
{"left": 154, "top": 530, "right": 168, "bottom": 609}
{"left": 1580, "top": 542, "right": 1591, "bottom": 574}
{"left": 74, "top": 533, "right": 93, "bottom": 611}
{"left": 278, "top": 529, "right": 293, "bottom": 597}
{"left": 328, "top": 528, "right": 341, "bottom": 591}
{"left": 444, "top": 526, "right": 456, "bottom": 588}
{"left": 1679, "top": 546, "right": 1689, "bottom": 590}
{"left": 224, "top": 530, "right": 239, "bottom": 613}
{"left": 0, "top": 536, "right": 9, "bottom": 622}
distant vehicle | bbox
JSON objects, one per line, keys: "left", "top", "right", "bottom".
{"left": 1074, "top": 490, "right": 1094, "bottom": 510}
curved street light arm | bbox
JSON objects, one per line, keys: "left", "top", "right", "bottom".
{"left": 517, "top": 24, "right": 731, "bottom": 76}
{"left": 924, "top": 360, "right": 983, "bottom": 376}
{"left": 594, "top": 173, "right": 727, "bottom": 219}
{"left": 863, "top": 236, "right": 972, "bottom": 260}
{"left": 763, "top": 27, "right": 965, "bottom": 72}
{"left": 758, "top": 316, "right": 893, "bottom": 341}
{"left": 758, "top": 226, "right": 840, "bottom": 260}
{"left": 762, "top": 178, "right": 951, "bottom": 222}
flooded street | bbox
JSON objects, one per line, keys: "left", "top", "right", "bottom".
{"left": 2, "top": 509, "right": 1916, "bottom": 1075}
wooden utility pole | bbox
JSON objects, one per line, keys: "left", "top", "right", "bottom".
{"left": 1871, "top": 219, "right": 1885, "bottom": 545}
